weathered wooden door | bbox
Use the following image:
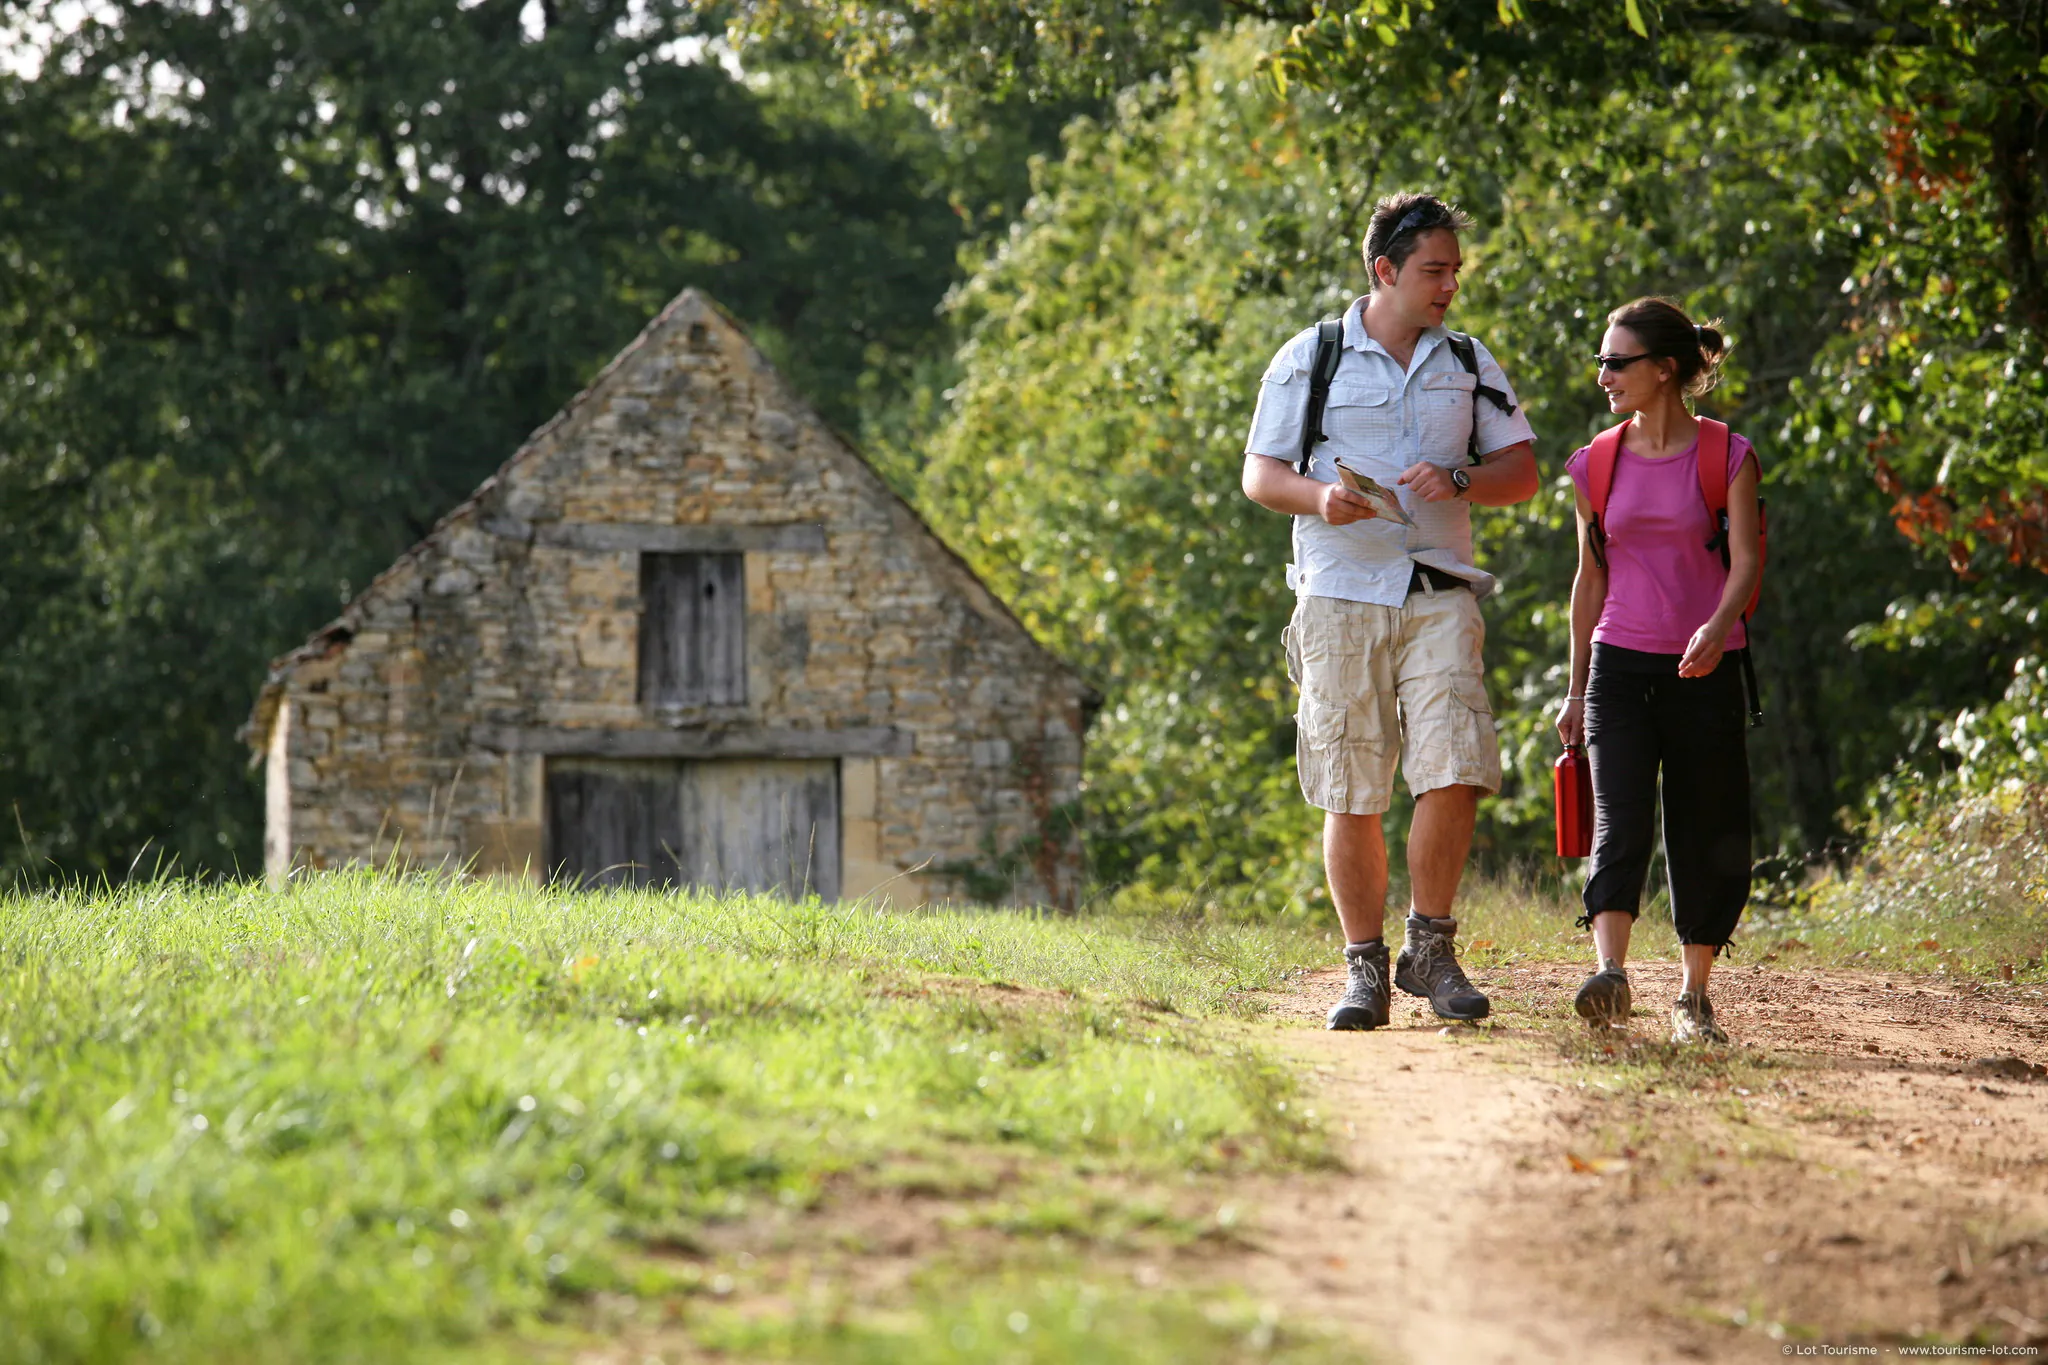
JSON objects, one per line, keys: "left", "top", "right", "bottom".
{"left": 543, "top": 759, "right": 680, "bottom": 890}
{"left": 545, "top": 757, "right": 840, "bottom": 900}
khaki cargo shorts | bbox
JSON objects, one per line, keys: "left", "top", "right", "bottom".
{"left": 1283, "top": 588, "right": 1502, "bottom": 815}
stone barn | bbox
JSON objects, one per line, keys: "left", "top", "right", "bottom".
{"left": 244, "top": 289, "right": 1095, "bottom": 906}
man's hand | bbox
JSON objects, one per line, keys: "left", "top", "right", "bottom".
{"left": 1318, "top": 483, "right": 1379, "bottom": 526}
{"left": 1240, "top": 452, "right": 1382, "bottom": 523}
{"left": 1397, "top": 461, "right": 1460, "bottom": 502}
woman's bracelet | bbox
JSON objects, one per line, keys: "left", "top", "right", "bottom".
{"left": 1566, "top": 694, "right": 1584, "bottom": 701}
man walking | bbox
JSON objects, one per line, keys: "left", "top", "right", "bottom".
{"left": 1241, "top": 193, "right": 1538, "bottom": 1030}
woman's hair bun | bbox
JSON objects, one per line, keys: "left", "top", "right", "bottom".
{"left": 1607, "top": 297, "right": 1729, "bottom": 400}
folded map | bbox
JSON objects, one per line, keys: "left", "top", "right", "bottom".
{"left": 1333, "top": 461, "right": 1416, "bottom": 527}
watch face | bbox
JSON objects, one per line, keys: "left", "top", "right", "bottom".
{"left": 1451, "top": 468, "right": 1470, "bottom": 490}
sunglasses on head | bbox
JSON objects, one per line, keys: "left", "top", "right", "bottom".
{"left": 1595, "top": 351, "right": 1653, "bottom": 373}
{"left": 1383, "top": 207, "right": 1440, "bottom": 246}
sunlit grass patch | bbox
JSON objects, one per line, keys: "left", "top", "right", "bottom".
{"left": 1447, "top": 870, "right": 1682, "bottom": 971}
{"left": 1555, "top": 1028, "right": 1789, "bottom": 1096}
{"left": 1750, "top": 782, "right": 2048, "bottom": 984}
{"left": 0, "top": 874, "right": 1334, "bottom": 1364}
{"left": 697, "top": 1268, "right": 1357, "bottom": 1363}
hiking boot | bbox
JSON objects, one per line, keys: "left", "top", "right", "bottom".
{"left": 1394, "top": 913, "right": 1490, "bottom": 1021}
{"left": 1573, "top": 959, "right": 1633, "bottom": 1029}
{"left": 1670, "top": 991, "right": 1729, "bottom": 1045}
{"left": 1327, "top": 941, "right": 1391, "bottom": 1031}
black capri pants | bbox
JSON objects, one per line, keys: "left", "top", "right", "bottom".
{"left": 1578, "top": 643, "right": 1751, "bottom": 949}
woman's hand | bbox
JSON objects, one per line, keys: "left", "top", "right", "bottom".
{"left": 1555, "top": 696, "right": 1585, "bottom": 747}
{"left": 1678, "top": 620, "right": 1729, "bottom": 678}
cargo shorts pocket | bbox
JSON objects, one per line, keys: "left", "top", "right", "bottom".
{"left": 1400, "top": 669, "right": 1499, "bottom": 797}
{"left": 1299, "top": 692, "right": 1348, "bottom": 753}
{"left": 1450, "top": 671, "right": 1493, "bottom": 718}
{"left": 1447, "top": 670, "right": 1502, "bottom": 788}
{"left": 1296, "top": 692, "right": 1350, "bottom": 809}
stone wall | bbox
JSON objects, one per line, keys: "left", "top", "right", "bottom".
{"left": 250, "top": 290, "right": 1092, "bottom": 907}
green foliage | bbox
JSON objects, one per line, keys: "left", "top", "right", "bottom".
{"left": 0, "top": 873, "right": 1331, "bottom": 1362}
{"left": 0, "top": 0, "right": 979, "bottom": 881}
{"left": 1256, "top": 0, "right": 2048, "bottom": 573}
{"left": 1938, "top": 656, "right": 2048, "bottom": 790}
{"left": 735, "top": 0, "right": 1226, "bottom": 106}
{"left": 917, "top": 37, "right": 1361, "bottom": 899}
{"left": 708, "top": 1274, "right": 1352, "bottom": 1362}
{"left": 1844, "top": 591, "right": 2048, "bottom": 791}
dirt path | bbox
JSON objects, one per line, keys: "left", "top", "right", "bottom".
{"left": 1229, "top": 1020, "right": 1682, "bottom": 1364}
{"left": 1237, "top": 961, "right": 2048, "bottom": 1362}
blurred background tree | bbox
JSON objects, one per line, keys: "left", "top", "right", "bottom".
{"left": 0, "top": 0, "right": 1030, "bottom": 879}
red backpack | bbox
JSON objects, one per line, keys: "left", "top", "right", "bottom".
{"left": 1585, "top": 417, "right": 1767, "bottom": 725}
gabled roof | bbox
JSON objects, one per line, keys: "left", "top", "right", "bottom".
{"left": 242, "top": 287, "right": 1096, "bottom": 751}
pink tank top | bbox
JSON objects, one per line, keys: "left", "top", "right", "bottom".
{"left": 1565, "top": 430, "right": 1757, "bottom": 655}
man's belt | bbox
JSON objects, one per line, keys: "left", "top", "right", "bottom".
{"left": 1407, "top": 564, "right": 1470, "bottom": 595}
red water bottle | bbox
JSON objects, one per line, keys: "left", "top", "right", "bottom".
{"left": 1554, "top": 745, "right": 1594, "bottom": 859}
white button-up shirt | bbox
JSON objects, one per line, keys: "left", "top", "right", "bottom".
{"left": 1244, "top": 296, "right": 1536, "bottom": 606}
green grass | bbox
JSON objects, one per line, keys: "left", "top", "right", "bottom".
{"left": 1749, "top": 782, "right": 2048, "bottom": 984}
{"left": 8, "top": 796, "right": 2034, "bottom": 1364}
{"left": 698, "top": 1271, "right": 1351, "bottom": 1362}
{"left": 0, "top": 875, "right": 1337, "bottom": 1364}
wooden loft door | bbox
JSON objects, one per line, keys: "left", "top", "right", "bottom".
{"left": 639, "top": 552, "right": 745, "bottom": 707}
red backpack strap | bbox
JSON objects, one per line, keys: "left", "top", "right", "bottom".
{"left": 1694, "top": 417, "right": 1765, "bottom": 726}
{"left": 1695, "top": 417, "right": 1732, "bottom": 516}
{"left": 1584, "top": 422, "right": 1628, "bottom": 569}
{"left": 1695, "top": 416, "right": 1764, "bottom": 626}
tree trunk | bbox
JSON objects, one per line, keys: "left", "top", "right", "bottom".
{"left": 1991, "top": 103, "right": 2048, "bottom": 334}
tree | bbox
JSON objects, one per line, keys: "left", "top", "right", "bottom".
{"left": 0, "top": 0, "right": 978, "bottom": 879}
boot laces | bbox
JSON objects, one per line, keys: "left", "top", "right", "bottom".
{"left": 1413, "top": 929, "right": 1473, "bottom": 993}
{"left": 1343, "top": 952, "right": 1384, "bottom": 1003}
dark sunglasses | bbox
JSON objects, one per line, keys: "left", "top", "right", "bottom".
{"left": 1595, "top": 351, "right": 1653, "bottom": 373}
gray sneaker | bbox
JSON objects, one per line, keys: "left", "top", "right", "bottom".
{"left": 1573, "top": 959, "right": 1633, "bottom": 1029}
{"left": 1327, "top": 941, "right": 1391, "bottom": 1031}
{"left": 1394, "top": 913, "right": 1490, "bottom": 1021}
{"left": 1670, "top": 991, "right": 1729, "bottom": 1045}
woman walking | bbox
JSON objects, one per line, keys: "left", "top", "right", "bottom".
{"left": 1556, "top": 297, "right": 1762, "bottom": 1044}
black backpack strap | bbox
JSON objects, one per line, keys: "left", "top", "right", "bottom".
{"left": 1711, "top": 510, "right": 1767, "bottom": 729}
{"left": 1700, "top": 494, "right": 1766, "bottom": 727}
{"left": 1738, "top": 642, "right": 1764, "bottom": 729}
{"left": 1446, "top": 331, "right": 1518, "bottom": 462}
{"left": 1296, "top": 319, "right": 1344, "bottom": 476}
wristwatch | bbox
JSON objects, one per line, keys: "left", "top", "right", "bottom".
{"left": 1449, "top": 467, "right": 1472, "bottom": 497}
